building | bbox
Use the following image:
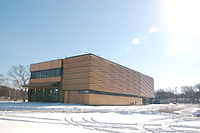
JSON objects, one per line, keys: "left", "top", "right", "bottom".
{"left": 25, "top": 54, "right": 154, "bottom": 105}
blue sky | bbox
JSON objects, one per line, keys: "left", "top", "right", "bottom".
{"left": 0, "top": 0, "right": 200, "bottom": 90}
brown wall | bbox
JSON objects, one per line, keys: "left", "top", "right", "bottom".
{"left": 62, "top": 54, "right": 154, "bottom": 98}
{"left": 30, "top": 59, "right": 62, "bottom": 72}
{"left": 29, "top": 59, "right": 63, "bottom": 101}
{"left": 29, "top": 76, "right": 61, "bottom": 84}
{"left": 63, "top": 91, "right": 142, "bottom": 105}
{"left": 64, "top": 91, "right": 89, "bottom": 104}
{"left": 140, "top": 74, "right": 154, "bottom": 98}
{"left": 89, "top": 55, "right": 154, "bottom": 97}
{"left": 62, "top": 55, "right": 91, "bottom": 91}
{"left": 29, "top": 59, "right": 62, "bottom": 85}
{"left": 90, "top": 55, "right": 141, "bottom": 95}
{"left": 88, "top": 94, "right": 142, "bottom": 105}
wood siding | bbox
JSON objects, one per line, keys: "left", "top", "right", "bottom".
{"left": 63, "top": 91, "right": 142, "bottom": 105}
{"left": 30, "top": 59, "right": 62, "bottom": 72}
{"left": 89, "top": 55, "right": 154, "bottom": 98}
{"left": 89, "top": 55, "right": 141, "bottom": 96}
{"left": 140, "top": 74, "right": 154, "bottom": 98}
{"left": 64, "top": 91, "right": 89, "bottom": 104}
{"left": 62, "top": 55, "right": 91, "bottom": 91}
{"left": 29, "top": 76, "right": 61, "bottom": 84}
{"left": 88, "top": 94, "right": 142, "bottom": 105}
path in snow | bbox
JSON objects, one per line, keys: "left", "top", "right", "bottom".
{"left": 0, "top": 102, "right": 200, "bottom": 133}
{"left": 63, "top": 113, "right": 200, "bottom": 133}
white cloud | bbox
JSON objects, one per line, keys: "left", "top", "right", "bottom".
{"left": 132, "top": 38, "right": 140, "bottom": 45}
{"left": 149, "top": 26, "right": 159, "bottom": 33}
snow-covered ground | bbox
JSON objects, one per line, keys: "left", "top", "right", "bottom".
{"left": 0, "top": 102, "right": 200, "bottom": 133}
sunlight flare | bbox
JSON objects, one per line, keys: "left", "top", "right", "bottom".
{"left": 164, "top": 0, "right": 200, "bottom": 39}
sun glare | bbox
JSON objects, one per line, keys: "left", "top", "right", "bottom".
{"left": 164, "top": 0, "right": 200, "bottom": 39}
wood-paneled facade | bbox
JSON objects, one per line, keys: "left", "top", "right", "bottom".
{"left": 27, "top": 54, "right": 154, "bottom": 105}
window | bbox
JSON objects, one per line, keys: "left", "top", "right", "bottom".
{"left": 77, "top": 89, "right": 140, "bottom": 98}
{"left": 79, "top": 90, "right": 90, "bottom": 94}
{"left": 31, "top": 68, "right": 62, "bottom": 79}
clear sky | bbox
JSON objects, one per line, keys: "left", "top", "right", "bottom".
{"left": 0, "top": 0, "right": 200, "bottom": 90}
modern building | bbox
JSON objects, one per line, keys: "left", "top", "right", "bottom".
{"left": 25, "top": 53, "right": 154, "bottom": 105}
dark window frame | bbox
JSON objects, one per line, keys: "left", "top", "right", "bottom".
{"left": 75, "top": 89, "right": 141, "bottom": 98}
{"left": 30, "top": 68, "right": 62, "bottom": 79}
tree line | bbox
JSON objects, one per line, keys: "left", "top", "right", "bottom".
{"left": 0, "top": 86, "right": 23, "bottom": 101}
{"left": 0, "top": 65, "right": 30, "bottom": 101}
{"left": 155, "top": 84, "right": 200, "bottom": 104}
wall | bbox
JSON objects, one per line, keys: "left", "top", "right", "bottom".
{"left": 29, "top": 59, "right": 63, "bottom": 84}
{"left": 140, "top": 74, "right": 154, "bottom": 98}
{"left": 29, "top": 77, "right": 61, "bottom": 84}
{"left": 64, "top": 91, "right": 89, "bottom": 104}
{"left": 29, "top": 59, "right": 63, "bottom": 102}
{"left": 62, "top": 55, "right": 91, "bottom": 91}
{"left": 90, "top": 55, "right": 146, "bottom": 97}
{"left": 63, "top": 91, "right": 142, "bottom": 105}
{"left": 30, "top": 59, "right": 63, "bottom": 71}
{"left": 62, "top": 54, "right": 154, "bottom": 105}
{"left": 88, "top": 94, "right": 142, "bottom": 105}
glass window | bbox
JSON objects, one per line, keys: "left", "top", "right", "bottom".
{"left": 30, "top": 68, "right": 62, "bottom": 79}
{"left": 79, "top": 90, "right": 90, "bottom": 94}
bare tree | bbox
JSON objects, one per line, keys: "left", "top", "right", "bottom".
{"left": 0, "top": 74, "right": 4, "bottom": 85}
{"left": 0, "top": 74, "right": 10, "bottom": 86}
{"left": 194, "top": 84, "right": 200, "bottom": 91}
{"left": 194, "top": 84, "right": 200, "bottom": 103}
{"left": 181, "top": 86, "right": 196, "bottom": 103}
{"left": 7, "top": 65, "right": 30, "bottom": 101}
{"left": 155, "top": 84, "right": 200, "bottom": 104}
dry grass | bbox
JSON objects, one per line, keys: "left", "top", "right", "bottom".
{"left": 157, "top": 107, "right": 184, "bottom": 114}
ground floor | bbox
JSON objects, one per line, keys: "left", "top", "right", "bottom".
{"left": 28, "top": 88, "right": 60, "bottom": 102}
{"left": 28, "top": 88, "right": 143, "bottom": 105}
{"left": 64, "top": 90, "right": 142, "bottom": 105}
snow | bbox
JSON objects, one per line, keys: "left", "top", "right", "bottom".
{"left": 192, "top": 108, "right": 200, "bottom": 117}
{"left": 0, "top": 102, "right": 200, "bottom": 133}
{"left": 175, "top": 105, "right": 200, "bottom": 117}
